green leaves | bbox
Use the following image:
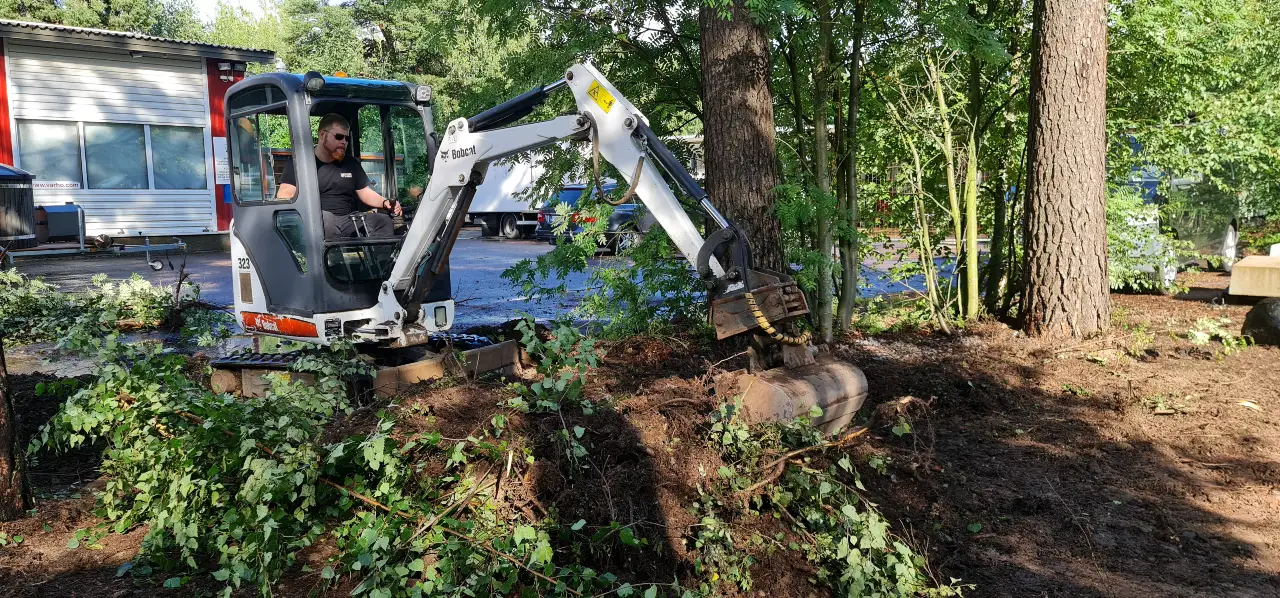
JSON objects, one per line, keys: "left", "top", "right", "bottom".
{"left": 513, "top": 525, "right": 538, "bottom": 545}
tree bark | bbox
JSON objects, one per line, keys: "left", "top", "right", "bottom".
{"left": 700, "top": 1, "right": 785, "bottom": 273}
{"left": 0, "top": 336, "right": 32, "bottom": 521}
{"left": 1020, "top": 0, "right": 1110, "bottom": 337}
{"left": 812, "top": 0, "right": 834, "bottom": 342}
{"left": 837, "top": 0, "right": 865, "bottom": 330}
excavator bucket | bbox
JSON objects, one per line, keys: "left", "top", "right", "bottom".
{"left": 720, "top": 355, "right": 869, "bottom": 435}
{"left": 708, "top": 269, "right": 869, "bottom": 435}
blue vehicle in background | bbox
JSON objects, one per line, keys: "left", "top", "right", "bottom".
{"left": 534, "top": 183, "right": 653, "bottom": 254}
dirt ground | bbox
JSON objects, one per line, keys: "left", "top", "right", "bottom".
{"left": 2, "top": 270, "right": 1278, "bottom": 597}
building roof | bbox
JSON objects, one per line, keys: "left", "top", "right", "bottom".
{"left": 0, "top": 19, "right": 275, "bottom": 63}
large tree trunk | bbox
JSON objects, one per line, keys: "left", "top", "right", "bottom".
{"left": 837, "top": 0, "right": 865, "bottom": 330}
{"left": 812, "top": 0, "right": 834, "bottom": 343}
{"left": 700, "top": 2, "right": 784, "bottom": 273}
{"left": 0, "top": 336, "right": 32, "bottom": 521}
{"left": 1020, "top": 0, "right": 1110, "bottom": 337}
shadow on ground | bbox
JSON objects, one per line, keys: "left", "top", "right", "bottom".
{"left": 840, "top": 324, "right": 1280, "bottom": 598}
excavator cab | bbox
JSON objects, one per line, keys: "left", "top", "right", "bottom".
{"left": 225, "top": 73, "right": 453, "bottom": 343}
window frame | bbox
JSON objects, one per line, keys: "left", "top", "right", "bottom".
{"left": 228, "top": 83, "right": 296, "bottom": 206}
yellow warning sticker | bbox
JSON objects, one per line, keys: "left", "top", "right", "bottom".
{"left": 586, "top": 80, "right": 616, "bottom": 113}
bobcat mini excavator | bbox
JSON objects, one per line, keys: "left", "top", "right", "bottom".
{"left": 213, "top": 63, "right": 867, "bottom": 433}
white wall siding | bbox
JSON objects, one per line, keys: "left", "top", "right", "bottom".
{"left": 6, "top": 41, "right": 216, "bottom": 236}
{"left": 8, "top": 43, "right": 206, "bottom": 126}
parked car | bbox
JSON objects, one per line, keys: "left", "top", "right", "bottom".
{"left": 1123, "top": 167, "right": 1255, "bottom": 290}
{"left": 534, "top": 183, "right": 653, "bottom": 254}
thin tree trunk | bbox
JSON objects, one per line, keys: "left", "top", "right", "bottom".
{"left": 700, "top": 1, "right": 785, "bottom": 273}
{"left": 783, "top": 27, "right": 809, "bottom": 184}
{"left": 983, "top": 120, "right": 1015, "bottom": 313}
{"left": 1020, "top": 0, "right": 1110, "bottom": 337}
{"left": 1000, "top": 154, "right": 1025, "bottom": 317}
{"left": 905, "top": 135, "right": 951, "bottom": 334}
{"left": 0, "top": 336, "right": 32, "bottom": 521}
{"left": 813, "top": 0, "right": 834, "bottom": 343}
{"left": 837, "top": 0, "right": 865, "bottom": 330}
{"left": 963, "top": 130, "right": 980, "bottom": 319}
{"left": 927, "top": 57, "right": 965, "bottom": 319}
{"left": 833, "top": 63, "right": 847, "bottom": 318}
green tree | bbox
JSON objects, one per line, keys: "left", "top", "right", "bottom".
{"left": 279, "top": 0, "right": 366, "bottom": 75}
{"left": 1108, "top": 0, "right": 1280, "bottom": 214}
{"left": 0, "top": 0, "right": 60, "bottom": 21}
{"left": 59, "top": 0, "right": 204, "bottom": 40}
{"left": 207, "top": 0, "right": 284, "bottom": 59}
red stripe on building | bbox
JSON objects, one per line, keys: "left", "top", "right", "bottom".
{"left": 207, "top": 59, "right": 246, "bottom": 232}
{"left": 0, "top": 40, "right": 14, "bottom": 166}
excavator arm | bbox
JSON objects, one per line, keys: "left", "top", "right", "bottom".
{"left": 380, "top": 63, "right": 810, "bottom": 346}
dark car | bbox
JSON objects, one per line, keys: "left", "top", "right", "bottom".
{"left": 534, "top": 183, "right": 652, "bottom": 254}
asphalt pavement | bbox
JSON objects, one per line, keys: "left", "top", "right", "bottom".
{"left": 8, "top": 227, "right": 594, "bottom": 327}
{"left": 9, "top": 227, "right": 944, "bottom": 329}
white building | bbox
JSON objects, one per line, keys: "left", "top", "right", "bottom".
{"left": 0, "top": 20, "right": 274, "bottom": 238}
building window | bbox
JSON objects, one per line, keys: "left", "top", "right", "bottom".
{"left": 84, "top": 123, "right": 148, "bottom": 189}
{"left": 16, "top": 119, "right": 209, "bottom": 192}
{"left": 151, "top": 126, "right": 208, "bottom": 189}
{"left": 16, "top": 121, "right": 83, "bottom": 188}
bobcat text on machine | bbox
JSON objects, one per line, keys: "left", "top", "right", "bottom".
{"left": 216, "top": 63, "right": 866, "bottom": 431}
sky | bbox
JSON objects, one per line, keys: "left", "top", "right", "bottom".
{"left": 194, "top": 0, "right": 264, "bottom": 24}
{"left": 194, "top": 0, "right": 346, "bottom": 24}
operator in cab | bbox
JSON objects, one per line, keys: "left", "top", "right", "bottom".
{"left": 277, "top": 114, "right": 403, "bottom": 238}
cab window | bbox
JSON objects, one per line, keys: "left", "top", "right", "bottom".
{"left": 228, "top": 86, "right": 295, "bottom": 204}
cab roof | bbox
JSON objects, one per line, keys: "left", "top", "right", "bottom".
{"left": 232, "top": 72, "right": 419, "bottom": 103}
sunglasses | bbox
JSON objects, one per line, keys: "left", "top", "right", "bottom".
{"left": 329, "top": 131, "right": 349, "bottom": 141}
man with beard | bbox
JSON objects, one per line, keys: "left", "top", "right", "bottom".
{"left": 277, "top": 113, "right": 402, "bottom": 239}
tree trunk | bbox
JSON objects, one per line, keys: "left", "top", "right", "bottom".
{"left": 963, "top": 131, "right": 980, "bottom": 320}
{"left": 837, "top": 0, "right": 865, "bottom": 330}
{"left": 812, "top": 0, "right": 834, "bottom": 343}
{"left": 700, "top": 2, "right": 785, "bottom": 273}
{"left": 927, "top": 57, "right": 965, "bottom": 318}
{"left": 782, "top": 25, "right": 809, "bottom": 185}
{"left": 0, "top": 336, "right": 32, "bottom": 521}
{"left": 1020, "top": 0, "right": 1110, "bottom": 337}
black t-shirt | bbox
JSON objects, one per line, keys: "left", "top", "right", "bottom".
{"left": 280, "top": 155, "right": 370, "bottom": 216}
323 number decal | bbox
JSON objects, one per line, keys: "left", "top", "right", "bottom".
{"left": 237, "top": 258, "right": 251, "bottom": 270}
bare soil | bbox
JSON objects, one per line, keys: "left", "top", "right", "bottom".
{"left": 2, "top": 270, "right": 1278, "bottom": 597}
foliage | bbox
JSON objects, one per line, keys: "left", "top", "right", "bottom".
{"left": 1186, "top": 316, "right": 1252, "bottom": 356}
{"left": 9, "top": 0, "right": 207, "bottom": 40}
{"left": 1108, "top": 0, "right": 1280, "bottom": 216}
{"left": 1106, "top": 186, "right": 1199, "bottom": 293}
{"left": 1241, "top": 219, "right": 1280, "bottom": 255}
{"left": 502, "top": 211, "right": 707, "bottom": 339}
{"left": 30, "top": 340, "right": 349, "bottom": 594}
{"left": 28, "top": 333, "right": 617, "bottom": 597}
{"left": 696, "top": 401, "right": 967, "bottom": 596}
{"left": 505, "top": 316, "right": 601, "bottom": 413}
{"left": 0, "top": 270, "right": 233, "bottom": 351}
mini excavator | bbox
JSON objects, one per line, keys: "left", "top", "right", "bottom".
{"left": 213, "top": 63, "right": 866, "bottom": 432}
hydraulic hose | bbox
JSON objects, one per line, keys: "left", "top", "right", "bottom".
{"left": 743, "top": 291, "right": 813, "bottom": 346}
